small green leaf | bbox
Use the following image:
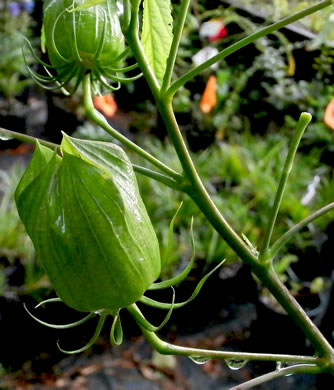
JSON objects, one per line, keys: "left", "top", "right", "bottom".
{"left": 141, "top": 0, "right": 173, "bottom": 85}
{"left": 310, "top": 277, "right": 325, "bottom": 294}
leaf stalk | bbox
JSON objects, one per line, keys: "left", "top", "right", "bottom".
{"left": 260, "top": 112, "right": 312, "bottom": 261}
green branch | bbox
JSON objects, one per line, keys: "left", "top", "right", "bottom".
{"left": 82, "top": 74, "right": 183, "bottom": 182}
{"left": 127, "top": 303, "right": 319, "bottom": 365}
{"left": 229, "top": 364, "right": 322, "bottom": 390}
{"left": 260, "top": 112, "right": 312, "bottom": 261}
{"left": 155, "top": 92, "right": 333, "bottom": 363}
{"left": 133, "top": 164, "right": 183, "bottom": 190}
{"left": 167, "top": 0, "right": 333, "bottom": 97}
{"left": 157, "top": 98, "right": 260, "bottom": 268}
{"left": 133, "top": 53, "right": 334, "bottom": 361}
{"left": 0, "top": 127, "right": 58, "bottom": 150}
{"left": 270, "top": 201, "right": 334, "bottom": 258}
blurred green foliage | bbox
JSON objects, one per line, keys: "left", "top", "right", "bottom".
{"left": 234, "top": 0, "right": 334, "bottom": 40}
{"left": 0, "top": 164, "right": 45, "bottom": 297}
{"left": 0, "top": 166, "right": 33, "bottom": 262}
{"left": 0, "top": 2, "right": 35, "bottom": 100}
{"left": 173, "top": 3, "right": 334, "bottom": 141}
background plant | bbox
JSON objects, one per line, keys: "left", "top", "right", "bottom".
{"left": 0, "top": 164, "right": 41, "bottom": 297}
{"left": 0, "top": 0, "right": 36, "bottom": 101}
{"left": 235, "top": 0, "right": 334, "bottom": 39}
{"left": 2, "top": 0, "right": 334, "bottom": 389}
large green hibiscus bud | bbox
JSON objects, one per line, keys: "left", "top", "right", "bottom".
{"left": 42, "top": 0, "right": 125, "bottom": 84}
{"left": 15, "top": 134, "right": 161, "bottom": 312}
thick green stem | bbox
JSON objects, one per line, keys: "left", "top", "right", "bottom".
{"left": 167, "top": 0, "right": 333, "bottom": 97}
{"left": 260, "top": 112, "right": 312, "bottom": 261}
{"left": 127, "top": 303, "right": 319, "bottom": 364}
{"left": 158, "top": 98, "right": 258, "bottom": 266}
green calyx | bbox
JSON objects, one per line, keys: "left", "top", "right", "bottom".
{"left": 23, "top": 0, "right": 143, "bottom": 94}
{"left": 19, "top": 148, "right": 224, "bottom": 352}
{"left": 22, "top": 0, "right": 137, "bottom": 94}
{"left": 15, "top": 134, "right": 161, "bottom": 312}
{"left": 43, "top": 0, "right": 125, "bottom": 72}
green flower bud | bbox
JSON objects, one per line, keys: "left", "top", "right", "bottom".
{"left": 15, "top": 135, "right": 161, "bottom": 312}
{"left": 43, "top": 0, "right": 124, "bottom": 69}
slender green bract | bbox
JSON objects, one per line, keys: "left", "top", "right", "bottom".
{"left": 15, "top": 135, "right": 161, "bottom": 312}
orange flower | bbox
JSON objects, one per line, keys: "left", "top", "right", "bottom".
{"left": 93, "top": 94, "right": 117, "bottom": 118}
{"left": 200, "top": 75, "right": 217, "bottom": 114}
{"left": 324, "top": 98, "right": 334, "bottom": 130}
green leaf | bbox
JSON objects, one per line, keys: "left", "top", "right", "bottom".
{"left": 141, "top": 0, "right": 173, "bottom": 85}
